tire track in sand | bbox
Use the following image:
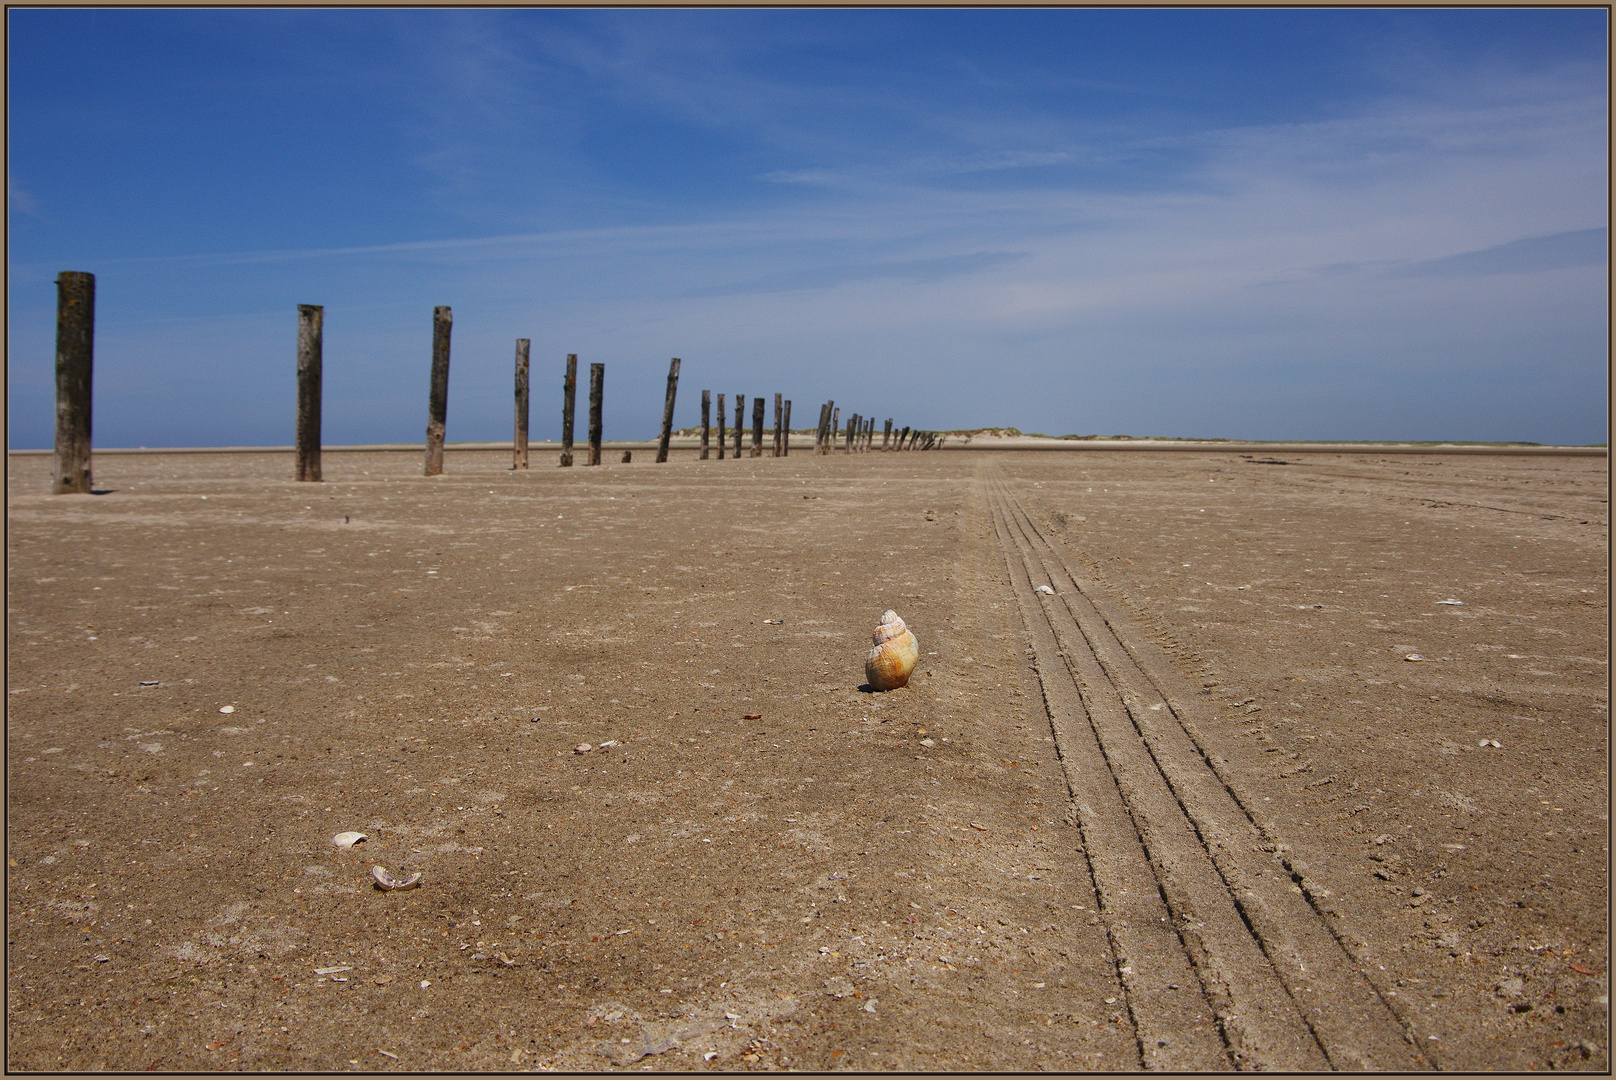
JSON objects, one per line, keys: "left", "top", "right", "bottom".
{"left": 986, "top": 466, "right": 1425, "bottom": 1071}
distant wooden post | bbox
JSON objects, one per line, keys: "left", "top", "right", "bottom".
{"left": 52, "top": 272, "right": 95, "bottom": 494}
{"left": 294, "top": 303, "right": 322, "bottom": 482}
{"left": 899, "top": 425, "right": 910, "bottom": 450}
{"left": 782, "top": 399, "right": 792, "bottom": 456}
{"left": 656, "top": 357, "right": 680, "bottom": 463}
{"left": 751, "top": 396, "right": 765, "bottom": 457}
{"left": 847, "top": 413, "right": 858, "bottom": 453}
{"left": 700, "top": 390, "right": 711, "bottom": 460}
{"left": 424, "top": 306, "right": 452, "bottom": 477}
{"left": 882, "top": 418, "right": 892, "bottom": 451}
{"left": 560, "top": 353, "right": 578, "bottom": 466}
{"left": 815, "top": 402, "right": 830, "bottom": 454}
{"left": 772, "top": 393, "right": 783, "bottom": 457}
{"left": 716, "top": 392, "right": 727, "bottom": 460}
{"left": 587, "top": 362, "right": 604, "bottom": 465}
{"left": 831, "top": 408, "right": 840, "bottom": 454}
{"left": 513, "top": 338, "right": 530, "bottom": 469}
{"left": 733, "top": 395, "right": 744, "bottom": 458}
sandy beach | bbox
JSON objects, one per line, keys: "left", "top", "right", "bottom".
{"left": 6, "top": 444, "right": 1607, "bottom": 1071}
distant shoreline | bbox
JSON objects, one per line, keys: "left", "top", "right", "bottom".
{"left": 7, "top": 436, "right": 1606, "bottom": 457}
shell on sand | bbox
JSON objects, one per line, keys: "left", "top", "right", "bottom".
{"left": 866, "top": 610, "right": 919, "bottom": 691}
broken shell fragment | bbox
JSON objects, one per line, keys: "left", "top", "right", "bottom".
{"left": 333, "top": 832, "right": 367, "bottom": 849}
{"left": 1034, "top": 584, "right": 1055, "bottom": 595}
{"left": 575, "top": 743, "right": 593, "bottom": 754}
{"left": 370, "top": 865, "right": 421, "bottom": 891}
{"left": 866, "top": 610, "right": 919, "bottom": 692}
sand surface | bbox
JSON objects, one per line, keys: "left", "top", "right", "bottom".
{"left": 6, "top": 445, "right": 1607, "bottom": 1071}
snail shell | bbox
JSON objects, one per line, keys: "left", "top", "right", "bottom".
{"left": 865, "top": 610, "right": 919, "bottom": 691}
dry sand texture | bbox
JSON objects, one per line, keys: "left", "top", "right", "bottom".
{"left": 6, "top": 446, "right": 1607, "bottom": 1071}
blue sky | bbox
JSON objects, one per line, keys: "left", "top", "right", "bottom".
{"left": 8, "top": 8, "right": 1608, "bottom": 448}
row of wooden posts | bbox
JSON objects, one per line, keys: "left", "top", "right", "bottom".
{"left": 295, "top": 303, "right": 947, "bottom": 480}
{"left": 45, "top": 275, "right": 941, "bottom": 494}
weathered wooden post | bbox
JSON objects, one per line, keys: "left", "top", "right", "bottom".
{"left": 815, "top": 402, "right": 830, "bottom": 454}
{"left": 52, "top": 272, "right": 95, "bottom": 494}
{"left": 882, "top": 418, "right": 892, "bottom": 451}
{"left": 424, "top": 306, "right": 452, "bottom": 477}
{"left": 513, "top": 338, "right": 530, "bottom": 469}
{"left": 294, "top": 303, "right": 322, "bottom": 482}
{"left": 772, "top": 393, "right": 783, "bottom": 457}
{"left": 716, "top": 392, "right": 727, "bottom": 460}
{"left": 899, "top": 425, "right": 910, "bottom": 450}
{"left": 751, "top": 396, "right": 765, "bottom": 457}
{"left": 733, "top": 395, "right": 744, "bottom": 458}
{"left": 656, "top": 357, "right": 680, "bottom": 463}
{"left": 587, "top": 362, "right": 604, "bottom": 465}
{"left": 847, "top": 413, "right": 858, "bottom": 453}
{"left": 830, "top": 407, "right": 840, "bottom": 454}
{"left": 560, "top": 354, "right": 578, "bottom": 466}
{"left": 700, "top": 390, "right": 711, "bottom": 460}
{"left": 782, "top": 400, "right": 792, "bottom": 456}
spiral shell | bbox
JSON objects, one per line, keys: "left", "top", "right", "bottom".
{"left": 865, "top": 610, "right": 919, "bottom": 691}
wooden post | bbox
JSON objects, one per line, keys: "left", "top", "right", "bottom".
{"left": 750, "top": 396, "right": 765, "bottom": 457}
{"left": 847, "top": 413, "right": 858, "bottom": 453}
{"left": 782, "top": 400, "right": 792, "bottom": 456}
{"left": 815, "top": 402, "right": 831, "bottom": 454}
{"left": 656, "top": 357, "right": 680, "bottom": 463}
{"left": 294, "top": 303, "right": 322, "bottom": 482}
{"left": 830, "top": 408, "right": 840, "bottom": 454}
{"left": 733, "top": 395, "right": 744, "bottom": 458}
{"left": 700, "top": 390, "right": 711, "bottom": 460}
{"left": 882, "top": 418, "right": 892, "bottom": 451}
{"left": 560, "top": 353, "right": 577, "bottom": 466}
{"left": 52, "top": 271, "right": 95, "bottom": 494}
{"left": 587, "top": 362, "right": 604, "bottom": 465}
{"left": 424, "top": 306, "right": 452, "bottom": 477}
{"left": 772, "top": 393, "right": 782, "bottom": 457}
{"left": 716, "top": 392, "right": 726, "bottom": 460}
{"left": 513, "top": 338, "right": 530, "bottom": 469}
{"left": 899, "top": 425, "right": 910, "bottom": 450}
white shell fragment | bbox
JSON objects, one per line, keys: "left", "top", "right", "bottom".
{"left": 333, "top": 831, "right": 367, "bottom": 849}
{"left": 1436, "top": 599, "right": 1465, "bottom": 605}
{"left": 575, "top": 743, "right": 594, "bottom": 754}
{"left": 370, "top": 865, "right": 421, "bottom": 891}
{"left": 219, "top": 705, "right": 235, "bottom": 714}
{"left": 1404, "top": 654, "right": 1424, "bottom": 662}
{"left": 1478, "top": 739, "right": 1503, "bottom": 748}
{"left": 1034, "top": 584, "right": 1055, "bottom": 595}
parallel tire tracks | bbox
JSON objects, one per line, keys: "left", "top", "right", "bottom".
{"left": 986, "top": 468, "right": 1426, "bottom": 1071}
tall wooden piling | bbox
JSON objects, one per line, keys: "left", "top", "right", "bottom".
{"left": 772, "top": 393, "right": 782, "bottom": 457}
{"left": 513, "top": 339, "right": 530, "bottom": 469}
{"left": 656, "top": 357, "right": 681, "bottom": 463}
{"left": 700, "top": 390, "right": 711, "bottom": 460}
{"left": 899, "top": 425, "right": 910, "bottom": 450}
{"left": 815, "top": 402, "right": 831, "bottom": 454}
{"left": 294, "top": 303, "right": 322, "bottom": 482}
{"left": 750, "top": 396, "right": 765, "bottom": 457}
{"left": 716, "top": 393, "right": 727, "bottom": 459}
{"left": 52, "top": 272, "right": 95, "bottom": 494}
{"left": 782, "top": 400, "right": 792, "bottom": 456}
{"left": 424, "top": 306, "right": 452, "bottom": 477}
{"left": 882, "top": 418, "right": 892, "bottom": 451}
{"left": 831, "top": 408, "right": 840, "bottom": 454}
{"left": 587, "top": 362, "right": 604, "bottom": 465}
{"left": 560, "top": 354, "right": 577, "bottom": 466}
{"left": 733, "top": 395, "right": 744, "bottom": 458}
